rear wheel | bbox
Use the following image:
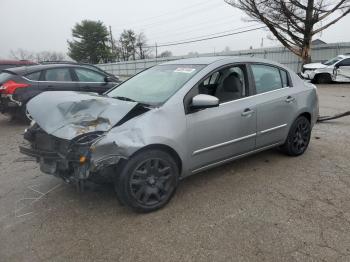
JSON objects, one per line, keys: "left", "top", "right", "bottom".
{"left": 115, "top": 149, "right": 179, "bottom": 212}
{"left": 280, "top": 116, "right": 311, "bottom": 156}
{"left": 314, "top": 74, "right": 332, "bottom": 84}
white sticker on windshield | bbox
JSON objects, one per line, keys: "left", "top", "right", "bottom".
{"left": 174, "top": 68, "right": 196, "bottom": 74}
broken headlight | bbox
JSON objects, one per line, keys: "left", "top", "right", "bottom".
{"left": 70, "top": 131, "right": 105, "bottom": 147}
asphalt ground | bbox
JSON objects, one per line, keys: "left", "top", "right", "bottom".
{"left": 0, "top": 84, "right": 349, "bottom": 262}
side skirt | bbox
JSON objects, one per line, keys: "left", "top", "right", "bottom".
{"left": 188, "top": 142, "right": 282, "bottom": 176}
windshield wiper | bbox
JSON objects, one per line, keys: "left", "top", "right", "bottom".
{"left": 113, "top": 96, "right": 137, "bottom": 102}
{"left": 113, "top": 96, "right": 152, "bottom": 107}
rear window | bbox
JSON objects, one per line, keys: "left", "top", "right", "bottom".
{"left": 25, "top": 71, "right": 41, "bottom": 81}
{"left": 0, "top": 65, "right": 14, "bottom": 70}
{"left": 0, "top": 72, "right": 14, "bottom": 84}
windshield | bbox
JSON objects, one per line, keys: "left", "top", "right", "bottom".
{"left": 107, "top": 64, "right": 205, "bottom": 105}
{"left": 323, "top": 56, "right": 342, "bottom": 66}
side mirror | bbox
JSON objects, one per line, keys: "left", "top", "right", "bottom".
{"left": 191, "top": 94, "right": 219, "bottom": 110}
{"left": 104, "top": 76, "right": 113, "bottom": 82}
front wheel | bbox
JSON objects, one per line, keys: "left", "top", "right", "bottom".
{"left": 314, "top": 74, "right": 332, "bottom": 84}
{"left": 280, "top": 116, "right": 311, "bottom": 156}
{"left": 115, "top": 149, "right": 179, "bottom": 212}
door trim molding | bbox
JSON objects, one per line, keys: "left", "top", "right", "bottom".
{"left": 259, "top": 124, "right": 288, "bottom": 135}
{"left": 192, "top": 133, "right": 256, "bottom": 156}
{"left": 191, "top": 142, "right": 281, "bottom": 174}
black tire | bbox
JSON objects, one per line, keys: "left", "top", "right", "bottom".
{"left": 314, "top": 74, "right": 332, "bottom": 84}
{"left": 115, "top": 149, "right": 179, "bottom": 213}
{"left": 280, "top": 116, "right": 311, "bottom": 156}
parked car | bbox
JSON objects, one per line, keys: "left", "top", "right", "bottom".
{"left": 20, "top": 57, "right": 319, "bottom": 212}
{"left": 0, "top": 64, "right": 120, "bottom": 119}
{"left": 40, "top": 61, "right": 120, "bottom": 81}
{"left": 0, "top": 60, "right": 37, "bottom": 71}
{"left": 301, "top": 54, "right": 350, "bottom": 83}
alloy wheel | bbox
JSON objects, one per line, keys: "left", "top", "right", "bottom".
{"left": 129, "top": 158, "right": 175, "bottom": 206}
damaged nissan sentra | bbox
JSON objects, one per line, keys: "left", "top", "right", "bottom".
{"left": 20, "top": 57, "right": 319, "bottom": 212}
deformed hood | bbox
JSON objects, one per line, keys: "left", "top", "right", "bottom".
{"left": 27, "top": 91, "right": 137, "bottom": 140}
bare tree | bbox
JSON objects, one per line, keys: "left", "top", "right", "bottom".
{"left": 36, "top": 51, "right": 66, "bottom": 62}
{"left": 119, "top": 29, "right": 137, "bottom": 61}
{"left": 136, "top": 33, "right": 151, "bottom": 59}
{"left": 225, "top": 0, "right": 350, "bottom": 64}
{"left": 10, "top": 49, "right": 35, "bottom": 60}
{"left": 10, "top": 49, "right": 65, "bottom": 62}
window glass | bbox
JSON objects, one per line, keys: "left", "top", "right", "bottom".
{"left": 107, "top": 64, "right": 204, "bottom": 105}
{"left": 26, "top": 71, "right": 41, "bottom": 81}
{"left": 339, "top": 58, "right": 350, "bottom": 66}
{"left": 0, "top": 72, "right": 13, "bottom": 83}
{"left": 323, "top": 56, "right": 342, "bottom": 66}
{"left": 198, "top": 65, "right": 247, "bottom": 103}
{"left": 251, "top": 64, "right": 283, "bottom": 94}
{"left": 280, "top": 69, "right": 289, "bottom": 87}
{"left": 0, "top": 65, "right": 13, "bottom": 70}
{"left": 75, "top": 68, "right": 105, "bottom": 82}
{"left": 45, "top": 68, "right": 72, "bottom": 81}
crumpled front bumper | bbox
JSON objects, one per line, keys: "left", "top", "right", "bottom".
{"left": 300, "top": 70, "right": 316, "bottom": 80}
{"left": 19, "top": 137, "right": 125, "bottom": 187}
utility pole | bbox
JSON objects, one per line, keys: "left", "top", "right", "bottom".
{"left": 109, "top": 26, "right": 115, "bottom": 62}
{"left": 155, "top": 42, "right": 158, "bottom": 61}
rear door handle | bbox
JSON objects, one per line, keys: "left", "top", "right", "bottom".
{"left": 285, "top": 96, "right": 295, "bottom": 103}
{"left": 241, "top": 108, "right": 254, "bottom": 117}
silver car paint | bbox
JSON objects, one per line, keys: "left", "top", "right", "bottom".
{"left": 26, "top": 56, "right": 319, "bottom": 178}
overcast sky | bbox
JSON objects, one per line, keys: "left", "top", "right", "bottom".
{"left": 1, "top": 0, "right": 350, "bottom": 59}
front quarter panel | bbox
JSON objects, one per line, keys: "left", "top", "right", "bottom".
{"left": 91, "top": 101, "right": 189, "bottom": 175}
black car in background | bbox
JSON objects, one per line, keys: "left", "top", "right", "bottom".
{"left": 0, "top": 64, "right": 120, "bottom": 119}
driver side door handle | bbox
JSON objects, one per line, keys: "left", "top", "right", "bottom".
{"left": 285, "top": 96, "right": 295, "bottom": 103}
{"left": 241, "top": 108, "right": 254, "bottom": 117}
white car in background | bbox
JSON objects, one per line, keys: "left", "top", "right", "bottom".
{"left": 301, "top": 54, "right": 350, "bottom": 84}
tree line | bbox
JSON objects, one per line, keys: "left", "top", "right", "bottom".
{"left": 67, "top": 20, "right": 172, "bottom": 64}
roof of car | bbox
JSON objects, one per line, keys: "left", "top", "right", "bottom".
{"left": 4, "top": 63, "right": 104, "bottom": 75}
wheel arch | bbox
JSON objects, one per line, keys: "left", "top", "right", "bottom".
{"left": 313, "top": 72, "right": 332, "bottom": 83}
{"left": 298, "top": 111, "right": 311, "bottom": 123}
{"left": 130, "top": 144, "right": 183, "bottom": 175}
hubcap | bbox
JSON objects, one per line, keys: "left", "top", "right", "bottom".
{"left": 129, "top": 158, "right": 174, "bottom": 206}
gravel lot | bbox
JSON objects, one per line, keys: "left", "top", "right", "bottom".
{"left": 0, "top": 84, "right": 349, "bottom": 262}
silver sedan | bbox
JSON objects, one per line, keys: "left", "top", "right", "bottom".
{"left": 21, "top": 56, "right": 319, "bottom": 212}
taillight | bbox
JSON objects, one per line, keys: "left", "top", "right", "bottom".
{"left": 2, "top": 80, "right": 30, "bottom": 94}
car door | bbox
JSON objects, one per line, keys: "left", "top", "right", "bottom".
{"left": 185, "top": 64, "right": 257, "bottom": 172}
{"left": 249, "top": 64, "right": 298, "bottom": 148}
{"left": 39, "top": 67, "right": 78, "bottom": 91}
{"left": 73, "top": 67, "right": 113, "bottom": 94}
{"left": 334, "top": 58, "right": 350, "bottom": 82}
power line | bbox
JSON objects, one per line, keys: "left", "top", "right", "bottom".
{"left": 115, "top": 0, "right": 218, "bottom": 29}
{"left": 154, "top": 24, "right": 261, "bottom": 45}
{"left": 147, "top": 26, "right": 267, "bottom": 48}
{"left": 130, "top": 3, "right": 227, "bottom": 30}
{"left": 146, "top": 17, "right": 243, "bottom": 40}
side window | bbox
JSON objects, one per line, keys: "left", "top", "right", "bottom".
{"left": 44, "top": 68, "right": 72, "bottom": 81}
{"left": 198, "top": 65, "right": 247, "bottom": 103}
{"left": 251, "top": 64, "right": 283, "bottom": 94}
{"left": 280, "top": 69, "right": 289, "bottom": 87}
{"left": 339, "top": 58, "right": 350, "bottom": 66}
{"left": 25, "top": 71, "right": 41, "bottom": 81}
{"left": 75, "top": 68, "right": 105, "bottom": 82}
